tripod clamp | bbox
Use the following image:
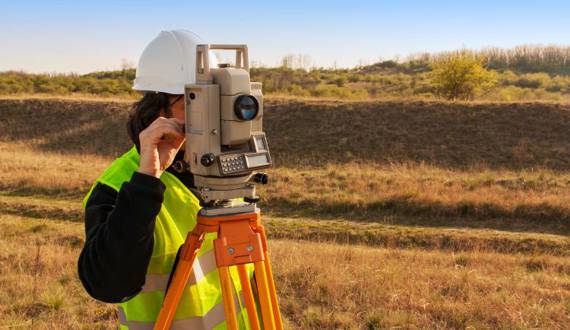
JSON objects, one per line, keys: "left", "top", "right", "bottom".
{"left": 154, "top": 203, "right": 283, "bottom": 330}
{"left": 198, "top": 204, "right": 265, "bottom": 268}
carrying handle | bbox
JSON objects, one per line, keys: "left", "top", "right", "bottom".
{"left": 196, "top": 44, "right": 249, "bottom": 82}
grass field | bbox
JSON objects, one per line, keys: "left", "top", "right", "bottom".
{"left": 0, "top": 97, "right": 569, "bottom": 329}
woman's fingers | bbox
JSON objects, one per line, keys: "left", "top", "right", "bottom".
{"left": 137, "top": 116, "right": 186, "bottom": 178}
{"left": 150, "top": 117, "right": 183, "bottom": 133}
{"left": 142, "top": 119, "right": 185, "bottom": 143}
{"left": 145, "top": 117, "right": 183, "bottom": 133}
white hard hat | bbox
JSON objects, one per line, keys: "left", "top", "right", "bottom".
{"left": 133, "top": 30, "right": 218, "bottom": 94}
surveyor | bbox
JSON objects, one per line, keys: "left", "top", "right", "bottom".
{"left": 78, "top": 30, "right": 254, "bottom": 329}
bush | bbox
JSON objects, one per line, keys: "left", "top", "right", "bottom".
{"left": 431, "top": 55, "right": 497, "bottom": 100}
{"left": 288, "top": 84, "right": 311, "bottom": 97}
{"left": 514, "top": 73, "right": 551, "bottom": 89}
{"left": 334, "top": 76, "right": 347, "bottom": 87}
{"left": 2, "top": 47, "right": 569, "bottom": 102}
{"left": 311, "top": 85, "right": 368, "bottom": 99}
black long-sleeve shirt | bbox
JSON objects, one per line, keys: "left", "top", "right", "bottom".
{"left": 78, "top": 167, "right": 196, "bottom": 303}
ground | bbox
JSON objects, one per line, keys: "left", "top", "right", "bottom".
{"left": 0, "top": 97, "right": 568, "bottom": 329}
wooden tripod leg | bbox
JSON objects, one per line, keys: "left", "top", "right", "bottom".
{"left": 154, "top": 232, "right": 203, "bottom": 330}
{"left": 253, "top": 261, "right": 276, "bottom": 330}
{"left": 237, "top": 264, "right": 261, "bottom": 330}
{"left": 219, "top": 266, "right": 239, "bottom": 330}
{"left": 263, "top": 253, "right": 284, "bottom": 330}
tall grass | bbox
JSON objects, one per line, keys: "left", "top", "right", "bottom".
{"left": 262, "top": 163, "right": 570, "bottom": 234}
{"left": 2, "top": 141, "right": 569, "bottom": 235}
{"left": 0, "top": 97, "right": 569, "bottom": 328}
{"left": 1, "top": 216, "right": 569, "bottom": 329}
{"left": 272, "top": 239, "right": 570, "bottom": 329}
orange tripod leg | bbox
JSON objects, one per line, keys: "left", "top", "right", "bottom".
{"left": 253, "top": 261, "right": 276, "bottom": 330}
{"left": 154, "top": 232, "right": 204, "bottom": 330}
{"left": 257, "top": 226, "right": 284, "bottom": 330}
{"left": 237, "top": 264, "right": 261, "bottom": 330}
{"left": 263, "top": 252, "right": 284, "bottom": 330}
{"left": 154, "top": 209, "right": 284, "bottom": 330}
{"left": 219, "top": 266, "right": 239, "bottom": 330}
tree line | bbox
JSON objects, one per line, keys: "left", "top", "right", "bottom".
{"left": 408, "top": 45, "right": 570, "bottom": 75}
{"left": 1, "top": 45, "right": 570, "bottom": 101}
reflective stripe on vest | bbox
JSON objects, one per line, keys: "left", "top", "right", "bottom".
{"left": 84, "top": 146, "right": 254, "bottom": 329}
{"left": 118, "top": 292, "right": 247, "bottom": 330}
{"left": 142, "top": 249, "right": 217, "bottom": 293}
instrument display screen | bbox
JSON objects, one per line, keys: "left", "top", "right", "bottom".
{"left": 246, "top": 153, "right": 270, "bottom": 168}
{"left": 253, "top": 135, "right": 267, "bottom": 152}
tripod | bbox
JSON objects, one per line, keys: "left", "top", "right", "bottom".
{"left": 154, "top": 204, "right": 284, "bottom": 330}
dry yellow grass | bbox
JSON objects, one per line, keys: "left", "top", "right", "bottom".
{"left": 1, "top": 97, "right": 569, "bottom": 328}
{"left": 271, "top": 240, "right": 570, "bottom": 329}
{"left": 262, "top": 163, "right": 570, "bottom": 234}
{"left": 2, "top": 142, "right": 568, "bottom": 255}
{"left": 0, "top": 142, "right": 570, "bottom": 255}
{"left": 0, "top": 138, "right": 568, "bottom": 328}
{"left": 0, "top": 142, "right": 108, "bottom": 196}
{"left": 1, "top": 216, "right": 569, "bottom": 329}
{"left": 0, "top": 215, "right": 116, "bottom": 329}
{"left": 3, "top": 140, "right": 569, "bottom": 234}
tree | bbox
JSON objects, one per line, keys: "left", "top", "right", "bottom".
{"left": 120, "top": 58, "right": 135, "bottom": 71}
{"left": 281, "top": 54, "right": 295, "bottom": 69}
{"left": 431, "top": 55, "right": 497, "bottom": 100}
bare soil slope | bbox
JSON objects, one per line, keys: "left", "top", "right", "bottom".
{"left": 2, "top": 98, "right": 570, "bottom": 169}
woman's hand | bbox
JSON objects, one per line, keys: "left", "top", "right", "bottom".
{"left": 137, "top": 117, "right": 185, "bottom": 178}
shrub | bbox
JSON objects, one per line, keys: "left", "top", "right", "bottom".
{"left": 431, "top": 55, "right": 498, "bottom": 100}
{"left": 514, "top": 73, "right": 551, "bottom": 89}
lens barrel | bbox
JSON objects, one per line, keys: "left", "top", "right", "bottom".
{"left": 234, "top": 95, "right": 259, "bottom": 121}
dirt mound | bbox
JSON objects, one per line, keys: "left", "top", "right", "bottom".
{"left": 265, "top": 99, "right": 570, "bottom": 169}
{"left": 0, "top": 98, "right": 131, "bottom": 157}
{"left": 1, "top": 98, "right": 569, "bottom": 169}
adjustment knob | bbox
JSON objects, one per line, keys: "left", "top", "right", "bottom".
{"left": 200, "top": 153, "right": 215, "bottom": 167}
{"left": 252, "top": 173, "right": 269, "bottom": 184}
{"left": 244, "top": 196, "right": 261, "bottom": 203}
{"left": 172, "top": 160, "right": 189, "bottom": 173}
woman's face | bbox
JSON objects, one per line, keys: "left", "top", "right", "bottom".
{"left": 169, "top": 95, "right": 185, "bottom": 121}
{"left": 168, "top": 95, "right": 186, "bottom": 150}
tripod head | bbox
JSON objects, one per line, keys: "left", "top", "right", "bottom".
{"left": 176, "top": 44, "right": 271, "bottom": 203}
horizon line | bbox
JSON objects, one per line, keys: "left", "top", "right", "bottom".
{"left": 3, "top": 43, "right": 570, "bottom": 76}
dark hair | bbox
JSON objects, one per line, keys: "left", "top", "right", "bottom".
{"left": 127, "top": 92, "right": 175, "bottom": 150}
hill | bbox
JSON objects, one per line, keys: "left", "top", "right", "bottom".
{"left": 2, "top": 97, "right": 570, "bottom": 169}
{"left": 2, "top": 97, "right": 570, "bottom": 237}
{"left": 0, "top": 97, "right": 568, "bottom": 328}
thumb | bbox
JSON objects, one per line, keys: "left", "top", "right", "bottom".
{"left": 175, "top": 136, "right": 186, "bottom": 150}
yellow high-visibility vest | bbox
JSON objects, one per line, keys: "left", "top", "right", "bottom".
{"left": 83, "top": 146, "right": 253, "bottom": 329}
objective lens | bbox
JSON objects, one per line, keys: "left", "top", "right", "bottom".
{"left": 234, "top": 95, "right": 259, "bottom": 121}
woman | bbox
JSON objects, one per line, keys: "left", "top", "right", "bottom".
{"left": 78, "top": 30, "right": 253, "bottom": 329}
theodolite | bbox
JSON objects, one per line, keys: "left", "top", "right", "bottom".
{"left": 155, "top": 44, "right": 283, "bottom": 330}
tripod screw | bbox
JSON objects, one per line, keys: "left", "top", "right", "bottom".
{"left": 228, "top": 247, "right": 235, "bottom": 255}
{"left": 201, "top": 153, "right": 215, "bottom": 167}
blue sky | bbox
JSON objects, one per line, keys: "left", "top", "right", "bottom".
{"left": 1, "top": 0, "right": 570, "bottom": 73}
